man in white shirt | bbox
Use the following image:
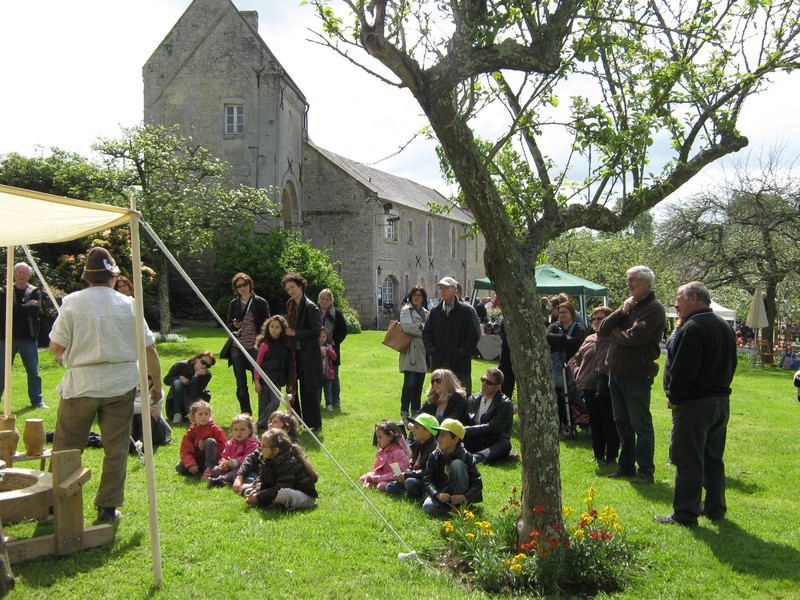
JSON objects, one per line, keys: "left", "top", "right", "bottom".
{"left": 49, "top": 247, "right": 162, "bottom": 523}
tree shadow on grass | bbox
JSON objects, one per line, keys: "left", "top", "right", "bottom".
{"left": 693, "top": 521, "right": 800, "bottom": 583}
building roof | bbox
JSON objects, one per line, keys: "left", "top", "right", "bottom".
{"left": 143, "top": 0, "right": 306, "bottom": 108}
{"left": 308, "top": 142, "right": 473, "bottom": 225}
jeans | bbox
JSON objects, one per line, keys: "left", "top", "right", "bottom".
{"left": 322, "top": 380, "right": 334, "bottom": 407}
{"left": 256, "top": 385, "right": 281, "bottom": 432}
{"left": 175, "top": 439, "right": 220, "bottom": 474}
{"left": 386, "top": 477, "right": 425, "bottom": 498}
{"left": 609, "top": 374, "right": 655, "bottom": 477}
{"left": 230, "top": 346, "right": 253, "bottom": 414}
{"left": 330, "top": 364, "right": 342, "bottom": 407}
{"left": 400, "top": 370, "right": 425, "bottom": 416}
{"left": 0, "top": 338, "right": 43, "bottom": 405}
{"left": 586, "top": 375, "right": 619, "bottom": 462}
{"left": 423, "top": 459, "right": 469, "bottom": 515}
{"left": 671, "top": 397, "right": 729, "bottom": 523}
{"left": 53, "top": 388, "right": 135, "bottom": 508}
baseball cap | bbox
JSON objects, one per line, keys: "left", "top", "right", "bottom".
{"left": 433, "top": 418, "right": 465, "bottom": 441}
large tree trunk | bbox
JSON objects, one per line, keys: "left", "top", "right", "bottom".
{"left": 486, "top": 246, "right": 564, "bottom": 542}
{"left": 417, "top": 89, "right": 565, "bottom": 543}
{"left": 158, "top": 255, "right": 171, "bottom": 334}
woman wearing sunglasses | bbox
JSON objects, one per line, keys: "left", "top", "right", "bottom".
{"left": 225, "top": 272, "right": 270, "bottom": 415}
{"left": 164, "top": 351, "right": 216, "bottom": 424}
{"left": 418, "top": 368, "right": 469, "bottom": 426}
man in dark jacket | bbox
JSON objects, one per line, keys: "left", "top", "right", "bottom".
{"left": 422, "top": 418, "right": 482, "bottom": 514}
{"left": 598, "top": 265, "right": 666, "bottom": 484}
{"left": 655, "top": 281, "right": 736, "bottom": 526}
{"left": 464, "top": 368, "right": 513, "bottom": 464}
{"left": 0, "top": 262, "right": 46, "bottom": 408}
{"left": 423, "top": 277, "right": 481, "bottom": 395}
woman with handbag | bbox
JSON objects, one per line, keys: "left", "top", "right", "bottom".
{"left": 224, "top": 272, "right": 270, "bottom": 415}
{"left": 283, "top": 272, "right": 324, "bottom": 434}
{"left": 398, "top": 285, "right": 429, "bottom": 424}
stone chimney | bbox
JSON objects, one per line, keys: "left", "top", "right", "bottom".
{"left": 240, "top": 10, "right": 258, "bottom": 31}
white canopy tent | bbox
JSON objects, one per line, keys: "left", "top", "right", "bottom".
{"left": 665, "top": 300, "right": 737, "bottom": 325}
{"left": 0, "top": 184, "right": 163, "bottom": 585}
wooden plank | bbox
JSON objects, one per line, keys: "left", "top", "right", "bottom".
{"left": 5, "top": 525, "right": 114, "bottom": 564}
{"left": 51, "top": 450, "right": 84, "bottom": 555}
{"left": 53, "top": 468, "right": 91, "bottom": 498}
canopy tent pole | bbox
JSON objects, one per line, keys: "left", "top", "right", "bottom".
{"left": 3, "top": 247, "right": 13, "bottom": 417}
{"left": 130, "top": 205, "right": 163, "bottom": 587}
{"left": 21, "top": 246, "right": 59, "bottom": 314}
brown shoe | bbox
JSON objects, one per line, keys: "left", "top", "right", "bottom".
{"left": 630, "top": 474, "right": 655, "bottom": 485}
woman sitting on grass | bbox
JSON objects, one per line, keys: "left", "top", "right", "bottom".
{"left": 418, "top": 368, "right": 469, "bottom": 425}
{"left": 244, "top": 428, "right": 319, "bottom": 511}
{"left": 164, "top": 351, "right": 215, "bottom": 424}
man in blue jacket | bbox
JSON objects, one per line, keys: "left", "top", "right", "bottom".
{"left": 656, "top": 281, "right": 736, "bottom": 526}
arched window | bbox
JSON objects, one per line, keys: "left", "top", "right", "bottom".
{"left": 381, "top": 276, "right": 398, "bottom": 309}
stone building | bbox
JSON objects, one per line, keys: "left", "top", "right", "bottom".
{"left": 143, "top": 0, "right": 485, "bottom": 327}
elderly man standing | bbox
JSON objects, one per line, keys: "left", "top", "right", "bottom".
{"left": 0, "top": 262, "right": 47, "bottom": 409}
{"left": 655, "top": 282, "right": 736, "bottom": 526}
{"left": 423, "top": 277, "right": 481, "bottom": 395}
{"left": 598, "top": 265, "right": 666, "bottom": 484}
{"left": 49, "top": 247, "right": 162, "bottom": 522}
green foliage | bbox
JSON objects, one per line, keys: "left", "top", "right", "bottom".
{"left": 213, "top": 226, "right": 359, "bottom": 330}
{"left": 93, "top": 124, "right": 276, "bottom": 260}
{"left": 546, "top": 228, "right": 678, "bottom": 308}
{"left": 440, "top": 488, "right": 637, "bottom": 595}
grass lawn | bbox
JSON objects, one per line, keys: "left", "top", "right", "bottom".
{"left": 1, "top": 329, "right": 799, "bottom": 599}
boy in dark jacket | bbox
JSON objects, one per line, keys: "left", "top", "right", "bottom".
{"left": 422, "top": 418, "right": 482, "bottom": 515}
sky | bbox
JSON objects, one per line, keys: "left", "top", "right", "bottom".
{"left": 1, "top": 0, "right": 798, "bottom": 202}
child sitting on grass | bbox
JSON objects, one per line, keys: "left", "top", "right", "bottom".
{"left": 360, "top": 420, "right": 410, "bottom": 492}
{"left": 422, "top": 418, "right": 483, "bottom": 515}
{"left": 175, "top": 400, "right": 227, "bottom": 481}
{"left": 386, "top": 413, "right": 439, "bottom": 498}
{"left": 267, "top": 410, "right": 301, "bottom": 442}
{"left": 208, "top": 413, "right": 261, "bottom": 488}
{"left": 244, "top": 428, "right": 319, "bottom": 510}
{"left": 232, "top": 411, "right": 303, "bottom": 496}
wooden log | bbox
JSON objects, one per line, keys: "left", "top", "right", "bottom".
{"left": 4, "top": 525, "right": 113, "bottom": 565}
{"left": 51, "top": 450, "right": 86, "bottom": 555}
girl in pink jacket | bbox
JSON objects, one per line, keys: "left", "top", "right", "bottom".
{"left": 208, "top": 414, "right": 261, "bottom": 488}
{"left": 360, "top": 420, "right": 410, "bottom": 492}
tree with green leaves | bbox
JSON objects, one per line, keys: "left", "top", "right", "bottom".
{"left": 658, "top": 151, "right": 800, "bottom": 351}
{"left": 547, "top": 228, "right": 677, "bottom": 308}
{"left": 213, "top": 226, "right": 359, "bottom": 331}
{"left": 308, "top": 0, "right": 800, "bottom": 541}
{"left": 94, "top": 124, "right": 277, "bottom": 333}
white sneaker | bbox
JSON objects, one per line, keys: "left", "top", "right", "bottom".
{"left": 325, "top": 405, "right": 334, "bottom": 412}
{"left": 171, "top": 413, "right": 183, "bottom": 424}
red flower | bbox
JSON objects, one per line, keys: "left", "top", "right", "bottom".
{"left": 589, "top": 531, "right": 599, "bottom": 540}
{"left": 532, "top": 504, "right": 546, "bottom": 514}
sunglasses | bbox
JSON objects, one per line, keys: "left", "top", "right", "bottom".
{"left": 431, "top": 378, "right": 443, "bottom": 384}
{"left": 236, "top": 282, "right": 250, "bottom": 289}
{"left": 199, "top": 358, "right": 211, "bottom": 368}
{"left": 481, "top": 377, "right": 499, "bottom": 385}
